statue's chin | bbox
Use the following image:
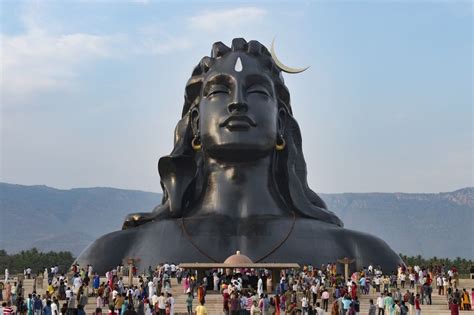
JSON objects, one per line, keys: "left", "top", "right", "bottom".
{"left": 204, "top": 144, "right": 273, "bottom": 162}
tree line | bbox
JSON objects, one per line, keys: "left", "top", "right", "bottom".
{"left": 0, "top": 248, "right": 75, "bottom": 275}
{"left": 399, "top": 253, "right": 473, "bottom": 275}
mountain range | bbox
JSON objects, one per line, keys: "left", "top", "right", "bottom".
{"left": 1, "top": 182, "right": 472, "bottom": 259}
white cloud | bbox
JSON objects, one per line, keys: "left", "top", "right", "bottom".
{"left": 0, "top": 8, "right": 189, "bottom": 107}
{"left": 1, "top": 5, "right": 269, "bottom": 107}
{"left": 1, "top": 29, "right": 116, "bottom": 105}
{"left": 188, "top": 7, "right": 267, "bottom": 32}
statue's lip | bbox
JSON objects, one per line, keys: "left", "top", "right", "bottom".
{"left": 219, "top": 115, "right": 257, "bottom": 129}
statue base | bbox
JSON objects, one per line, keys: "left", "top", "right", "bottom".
{"left": 76, "top": 215, "right": 403, "bottom": 274}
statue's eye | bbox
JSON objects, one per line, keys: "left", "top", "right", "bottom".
{"left": 207, "top": 85, "right": 230, "bottom": 97}
{"left": 247, "top": 86, "right": 270, "bottom": 97}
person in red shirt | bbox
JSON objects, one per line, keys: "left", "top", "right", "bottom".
{"left": 351, "top": 282, "right": 357, "bottom": 300}
{"left": 222, "top": 291, "right": 230, "bottom": 314}
{"left": 107, "top": 305, "right": 118, "bottom": 315}
{"left": 2, "top": 302, "right": 14, "bottom": 315}
{"left": 450, "top": 299, "right": 460, "bottom": 315}
{"left": 426, "top": 274, "right": 432, "bottom": 286}
{"left": 415, "top": 294, "right": 421, "bottom": 315}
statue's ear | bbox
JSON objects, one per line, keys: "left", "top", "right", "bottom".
{"left": 277, "top": 107, "right": 287, "bottom": 136}
{"left": 191, "top": 107, "right": 200, "bottom": 136}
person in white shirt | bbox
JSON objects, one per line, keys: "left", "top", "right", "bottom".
{"left": 399, "top": 273, "right": 407, "bottom": 288}
{"left": 374, "top": 276, "right": 381, "bottom": 293}
{"left": 96, "top": 295, "right": 103, "bottom": 308}
{"left": 436, "top": 276, "right": 443, "bottom": 295}
{"left": 151, "top": 293, "right": 159, "bottom": 307}
{"left": 409, "top": 273, "right": 416, "bottom": 289}
{"left": 51, "top": 299, "right": 59, "bottom": 315}
{"left": 257, "top": 277, "right": 263, "bottom": 297}
{"left": 418, "top": 270, "right": 423, "bottom": 282}
{"left": 73, "top": 276, "right": 82, "bottom": 293}
{"left": 442, "top": 277, "right": 449, "bottom": 295}
{"left": 377, "top": 293, "right": 385, "bottom": 314}
{"left": 167, "top": 294, "right": 175, "bottom": 315}
{"left": 314, "top": 302, "right": 324, "bottom": 315}
{"left": 213, "top": 272, "right": 219, "bottom": 291}
{"left": 292, "top": 282, "right": 298, "bottom": 292}
{"left": 157, "top": 293, "right": 166, "bottom": 315}
{"left": 301, "top": 296, "right": 309, "bottom": 315}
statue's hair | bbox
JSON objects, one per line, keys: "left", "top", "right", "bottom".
{"left": 153, "top": 38, "right": 343, "bottom": 227}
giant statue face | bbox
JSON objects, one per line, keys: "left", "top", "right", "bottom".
{"left": 193, "top": 52, "right": 284, "bottom": 161}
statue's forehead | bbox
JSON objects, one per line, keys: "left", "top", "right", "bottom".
{"left": 203, "top": 52, "right": 272, "bottom": 84}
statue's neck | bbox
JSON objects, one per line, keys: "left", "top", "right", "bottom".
{"left": 193, "top": 155, "right": 287, "bottom": 218}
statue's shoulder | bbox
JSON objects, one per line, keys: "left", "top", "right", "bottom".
{"left": 75, "top": 228, "right": 135, "bottom": 270}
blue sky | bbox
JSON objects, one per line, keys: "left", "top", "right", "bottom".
{"left": 1, "top": 0, "right": 472, "bottom": 193}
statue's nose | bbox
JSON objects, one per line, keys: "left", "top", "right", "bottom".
{"left": 227, "top": 102, "right": 248, "bottom": 113}
{"left": 228, "top": 87, "right": 247, "bottom": 113}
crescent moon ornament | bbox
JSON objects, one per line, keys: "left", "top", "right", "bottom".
{"left": 270, "top": 39, "right": 310, "bottom": 74}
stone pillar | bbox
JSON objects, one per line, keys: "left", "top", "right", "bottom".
{"left": 337, "top": 258, "right": 355, "bottom": 283}
{"left": 196, "top": 269, "right": 205, "bottom": 284}
{"left": 128, "top": 265, "right": 133, "bottom": 287}
{"left": 271, "top": 268, "right": 281, "bottom": 293}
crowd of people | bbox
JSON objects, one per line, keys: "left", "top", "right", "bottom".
{"left": 0, "top": 263, "right": 473, "bottom": 315}
{"left": 214, "top": 263, "right": 473, "bottom": 315}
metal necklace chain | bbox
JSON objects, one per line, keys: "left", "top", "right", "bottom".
{"left": 179, "top": 211, "right": 296, "bottom": 263}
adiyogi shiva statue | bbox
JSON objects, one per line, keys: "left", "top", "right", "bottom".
{"left": 76, "top": 38, "right": 403, "bottom": 273}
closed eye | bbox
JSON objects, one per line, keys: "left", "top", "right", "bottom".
{"left": 208, "top": 89, "right": 228, "bottom": 97}
{"left": 206, "top": 85, "right": 230, "bottom": 97}
{"left": 247, "top": 88, "right": 270, "bottom": 97}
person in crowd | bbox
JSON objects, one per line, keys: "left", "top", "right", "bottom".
{"left": 368, "top": 299, "right": 376, "bottom": 315}
{"left": 195, "top": 300, "right": 208, "bottom": 315}
{"left": 414, "top": 294, "right": 421, "bottom": 315}
{"left": 377, "top": 293, "right": 385, "bottom": 315}
{"left": 449, "top": 298, "right": 459, "bottom": 315}
{"left": 461, "top": 288, "right": 471, "bottom": 310}
{"left": 185, "top": 292, "right": 193, "bottom": 315}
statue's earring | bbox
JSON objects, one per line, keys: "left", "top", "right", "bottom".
{"left": 276, "top": 134, "right": 286, "bottom": 151}
{"left": 192, "top": 135, "right": 202, "bottom": 151}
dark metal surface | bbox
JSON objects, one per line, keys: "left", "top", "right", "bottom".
{"left": 76, "top": 38, "right": 403, "bottom": 273}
